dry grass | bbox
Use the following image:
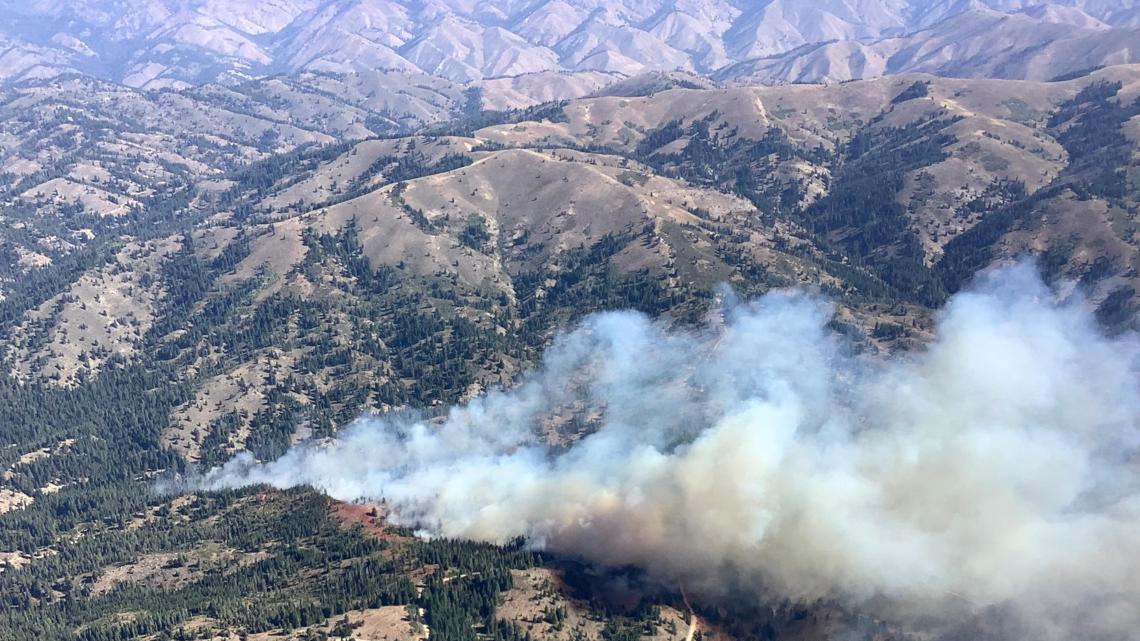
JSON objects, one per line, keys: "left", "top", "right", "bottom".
{"left": 0, "top": 488, "right": 34, "bottom": 514}
{"left": 20, "top": 177, "right": 140, "bottom": 217}
{"left": 0, "top": 548, "right": 57, "bottom": 573}
{"left": 5, "top": 237, "right": 180, "bottom": 386}
{"left": 498, "top": 568, "right": 607, "bottom": 641}
{"left": 91, "top": 544, "right": 269, "bottom": 597}
{"left": 164, "top": 349, "right": 305, "bottom": 463}
{"left": 172, "top": 605, "right": 428, "bottom": 641}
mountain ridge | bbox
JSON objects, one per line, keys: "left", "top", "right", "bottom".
{"left": 2, "top": 0, "right": 1139, "bottom": 89}
{"left": 2, "top": 6, "right": 1140, "bottom": 641}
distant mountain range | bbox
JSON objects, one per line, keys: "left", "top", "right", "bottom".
{"left": 1, "top": 0, "right": 1138, "bottom": 89}
{"left": 3, "top": 3, "right": 1140, "bottom": 638}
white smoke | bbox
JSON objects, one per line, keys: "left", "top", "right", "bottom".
{"left": 196, "top": 263, "right": 1140, "bottom": 638}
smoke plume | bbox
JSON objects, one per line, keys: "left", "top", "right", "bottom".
{"left": 196, "top": 263, "right": 1140, "bottom": 638}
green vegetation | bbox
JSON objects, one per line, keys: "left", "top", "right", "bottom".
{"left": 891, "top": 81, "right": 930, "bottom": 104}
{"left": 0, "top": 487, "right": 543, "bottom": 641}
{"left": 938, "top": 82, "right": 1140, "bottom": 292}
{"left": 0, "top": 71, "right": 1137, "bottom": 641}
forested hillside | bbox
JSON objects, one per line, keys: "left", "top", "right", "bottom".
{"left": 1, "top": 63, "right": 1139, "bottom": 640}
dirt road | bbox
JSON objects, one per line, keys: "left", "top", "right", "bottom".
{"left": 681, "top": 588, "right": 699, "bottom": 641}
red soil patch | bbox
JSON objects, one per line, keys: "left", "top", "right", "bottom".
{"left": 331, "top": 500, "right": 390, "bottom": 539}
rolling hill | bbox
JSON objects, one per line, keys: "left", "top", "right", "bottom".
{"left": 1, "top": 21, "right": 1139, "bottom": 636}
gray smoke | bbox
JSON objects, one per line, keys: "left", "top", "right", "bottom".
{"left": 196, "top": 263, "right": 1140, "bottom": 638}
